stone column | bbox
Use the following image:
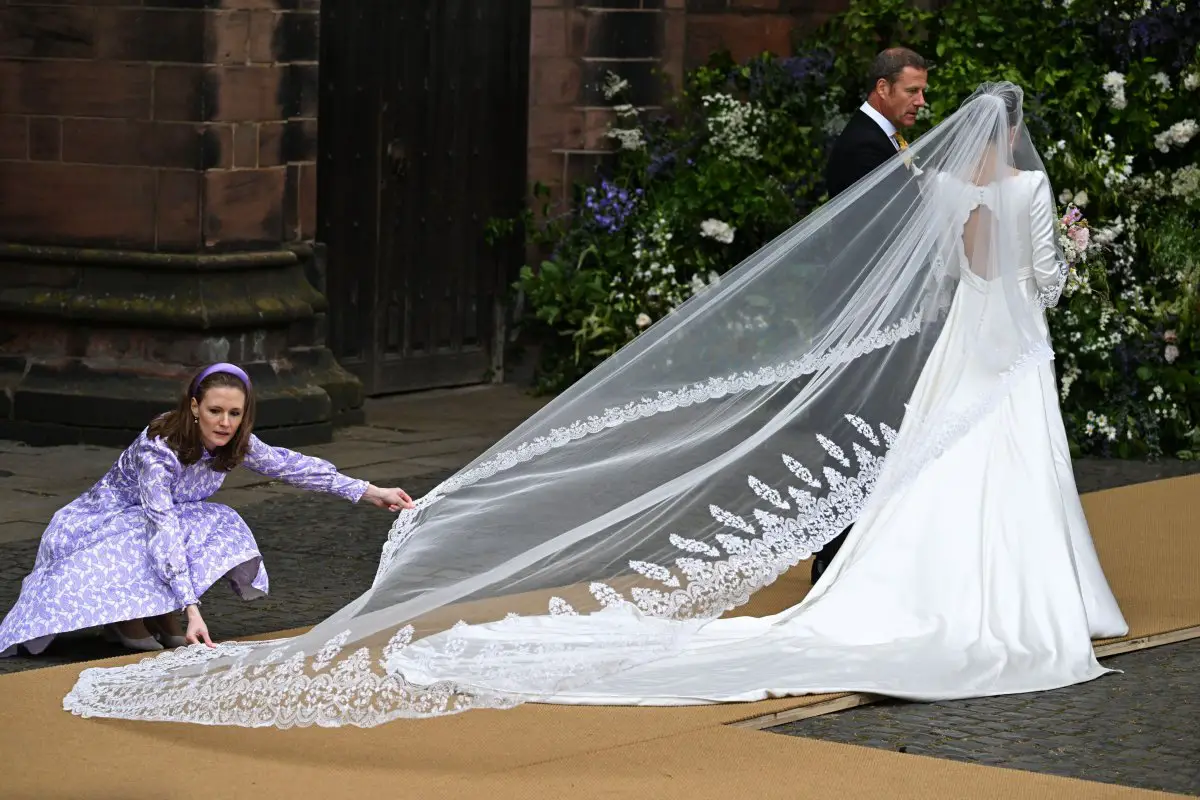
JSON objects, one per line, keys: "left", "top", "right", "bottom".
{"left": 0, "top": 0, "right": 361, "bottom": 447}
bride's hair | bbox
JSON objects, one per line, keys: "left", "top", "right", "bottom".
{"left": 964, "top": 83, "right": 1024, "bottom": 130}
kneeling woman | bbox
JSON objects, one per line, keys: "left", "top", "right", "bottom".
{"left": 0, "top": 363, "right": 414, "bottom": 656}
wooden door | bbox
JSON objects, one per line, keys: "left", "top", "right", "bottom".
{"left": 320, "top": 0, "right": 531, "bottom": 394}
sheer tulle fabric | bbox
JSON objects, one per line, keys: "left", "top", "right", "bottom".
{"left": 63, "top": 83, "right": 1071, "bottom": 728}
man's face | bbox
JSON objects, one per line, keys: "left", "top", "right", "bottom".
{"left": 877, "top": 67, "right": 928, "bottom": 128}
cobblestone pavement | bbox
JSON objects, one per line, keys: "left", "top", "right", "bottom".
{"left": 767, "top": 460, "right": 1200, "bottom": 798}
{"left": 773, "top": 640, "right": 1200, "bottom": 797}
{"left": 1, "top": 407, "right": 1198, "bottom": 794}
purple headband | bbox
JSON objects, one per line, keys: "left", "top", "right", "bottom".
{"left": 192, "top": 362, "right": 251, "bottom": 396}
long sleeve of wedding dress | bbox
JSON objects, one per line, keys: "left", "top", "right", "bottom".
{"left": 1028, "top": 172, "right": 1070, "bottom": 308}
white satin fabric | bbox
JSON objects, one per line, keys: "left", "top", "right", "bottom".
{"left": 391, "top": 171, "right": 1129, "bottom": 707}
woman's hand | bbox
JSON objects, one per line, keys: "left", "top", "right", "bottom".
{"left": 363, "top": 484, "right": 416, "bottom": 512}
{"left": 185, "top": 605, "right": 216, "bottom": 648}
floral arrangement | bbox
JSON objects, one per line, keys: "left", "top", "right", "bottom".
{"left": 1058, "top": 206, "right": 1090, "bottom": 266}
{"left": 1056, "top": 205, "right": 1101, "bottom": 297}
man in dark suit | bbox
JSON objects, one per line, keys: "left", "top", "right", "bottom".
{"left": 811, "top": 47, "right": 928, "bottom": 585}
{"left": 825, "top": 47, "right": 928, "bottom": 199}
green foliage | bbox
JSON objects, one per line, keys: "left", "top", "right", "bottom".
{"left": 504, "top": 0, "right": 1200, "bottom": 457}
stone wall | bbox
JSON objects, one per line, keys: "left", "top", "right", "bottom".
{"left": 0, "top": 0, "right": 321, "bottom": 252}
{"left": 526, "top": 0, "right": 849, "bottom": 200}
{"left": 0, "top": 0, "right": 357, "bottom": 447}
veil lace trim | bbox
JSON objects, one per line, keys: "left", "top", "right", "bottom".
{"left": 374, "top": 309, "right": 926, "bottom": 584}
{"left": 63, "top": 340, "right": 1053, "bottom": 729}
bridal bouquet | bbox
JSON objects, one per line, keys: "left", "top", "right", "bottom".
{"left": 1057, "top": 205, "right": 1101, "bottom": 298}
{"left": 1058, "top": 205, "right": 1091, "bottom": 266}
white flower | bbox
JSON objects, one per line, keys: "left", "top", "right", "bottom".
{"left": 1165, "top": 344, "right": 1180, "bottom": 363}
{"left": 1044, "top": 139, "right": 1068, "bottom": 160}
{"left": 702, "top": 93, "right": 766, "bottom": 161}
{"left": 602, "top": 72, "right": 629, "bottom": 100}
{"left": 1073, "top": 190, "right": 1089, "bottom": 207}
{"left": 699, "top": 218, "right": 735, "bottom": 245}
{"left": 1102, "top": 71, "right": 1127, "bottom": 110}
{"left": 1153, "top": 119, "right": 1199, "bottom": 153}
{"left": 635, "top": 313, "right": 652, "bottom": 329}
{"left": 606, "top": 127, "right": 645, "bottom": 151}
{"left": 1058, "top": 188, "right": 1074, "bottom": 203}
{"left": 1093, "top": 216, "right": 1125, "bottom": 246}
{"left": 1171, "top": 165, "right": 1200, "bottom": 199}
{"left": 1152, "top": 72, "right": 1171, "bottom": 92}
{"left": 1185, "top": 73, "right": 1200, "bottom": 91}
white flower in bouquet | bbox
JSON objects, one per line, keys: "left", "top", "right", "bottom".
{"left": 1073, "top": 190, "right": 1089, "bottom": 207}
{"left": 700, "top": 218, "right": 736, "bottom": 244}
{"left": 1057, "top": 205, "right": 1090, "bottom": 265}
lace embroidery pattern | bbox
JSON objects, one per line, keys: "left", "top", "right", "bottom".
{"left": 63, "top": 342, "right": 1054, "bottom": 729}
{"left": 374, "top": 311, "right": 925, "bottom": 585}
{"left": 1036, "top": 259, "right": 1069, "bottom": 309}
{"left": 576, "top": 413, "right": 892, "bottom": 620}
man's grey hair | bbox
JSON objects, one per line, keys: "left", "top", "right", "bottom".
{"left": 868, "top": 47, "right": 927, "bottom": 88}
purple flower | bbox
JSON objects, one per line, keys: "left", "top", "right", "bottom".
{"left": 583, "top": 179, "right": 640, "bottom": 233}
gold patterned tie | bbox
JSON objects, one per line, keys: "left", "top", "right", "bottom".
{"left": 893, "top": 132, "right": 909, "bottom": 151}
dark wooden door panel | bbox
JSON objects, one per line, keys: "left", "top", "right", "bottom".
{"left": 320, "top": 0, "right": 529, "bottom": 395}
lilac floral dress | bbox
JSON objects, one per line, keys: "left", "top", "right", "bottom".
{"left": 0, "top": 429, "right": 368, "bottom": 657}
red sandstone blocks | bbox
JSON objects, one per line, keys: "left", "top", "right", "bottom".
{"left": 152, "top": 65, "right": 206, "bottom": 122}
{"left": 213, "top": 65, "right": 284, "bottom": 122}
{"left": 208, "top": 10, "right": 253, "bottom": 65}
{"left": 531, "top": 8, "right": 570, "bottom": 59}
{"left": 203, "top": 166, "right": 286, "bottom": 248}
{"left": 0, "top": 60, "right": 152, "bottom": 118}
{"left": 156, "top": 169, "right": 203, "bottom": 251}
{"left": 531, "top": 57, "right": 582, "bottom": 106}
{"left": 61, "top": 119, "right": 205, "bottom": 169}
{"left": 233, "top": 123, "right": 259, "bottom": 168}
{"left": 0, "top": 115, "right": 28, "bottom": 160}
{"left": 28, "top": 116, "right": 60, "bottom": 161}
{"left": 0, "top": 161, "right": 157, "bottom": 247}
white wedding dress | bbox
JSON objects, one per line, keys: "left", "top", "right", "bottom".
{"left": 391, "top": 170, "right": 1130, "bottom": 707}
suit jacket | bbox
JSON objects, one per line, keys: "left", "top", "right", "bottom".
{"left": 824, "top": 109, "right": 901, "bottom": 199}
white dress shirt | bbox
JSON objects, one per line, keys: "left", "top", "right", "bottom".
{"left": 860, "top": 102, "right": 900, "bottom": 150}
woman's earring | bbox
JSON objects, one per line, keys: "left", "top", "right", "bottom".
{"left": 193, "top": 417, "right": 199, "bottom": 424}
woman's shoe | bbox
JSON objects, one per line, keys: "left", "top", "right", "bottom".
{"left": 103, "top": 625, "right": 164, "bottom": 652}
{"left": 157, "top": 634, "right": 189, "bottom": 649}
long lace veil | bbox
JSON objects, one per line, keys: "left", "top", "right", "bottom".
{"left": 64, "top": 82, "right": 1065, "bottom": 728}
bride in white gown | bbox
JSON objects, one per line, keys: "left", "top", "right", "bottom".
{"left": 62, "top": 82, "right": 1128, "bottom": 728}
{"left": 391, "top": 120, "right": 1129, "bottom": 708}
